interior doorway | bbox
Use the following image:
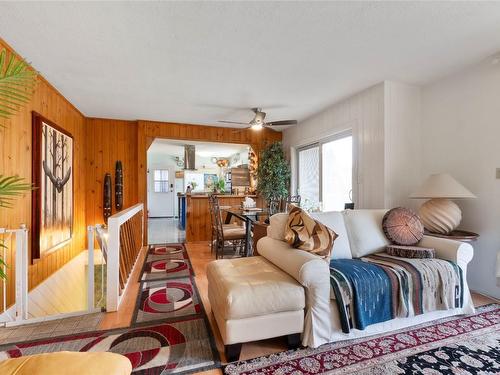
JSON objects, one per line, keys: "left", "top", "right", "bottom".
{"left": 146, "top": 138, "right": 251, "bottom": 244}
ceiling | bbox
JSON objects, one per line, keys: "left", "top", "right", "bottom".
{"left": 148, "top": 139, "right": 248, "bottom": 158}
{"left": 1, "top": 2, "right": 500, "bottom": 127}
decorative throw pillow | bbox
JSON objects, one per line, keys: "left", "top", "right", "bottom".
{"left": 386, "top": 244, "right": 435, "bottom": 259}
{"left": 284, "top": 205, "right": 337, "bottom": 259}
{"left": 382, "top": 207, "right": 424, "bottom": 245}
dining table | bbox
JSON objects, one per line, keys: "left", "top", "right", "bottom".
{"left": 222, "top": 206, "right": 269, "bottom": 256}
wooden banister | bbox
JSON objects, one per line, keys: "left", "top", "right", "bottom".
{"left": 107, "top": 203, "right": 144, "bottom": 311}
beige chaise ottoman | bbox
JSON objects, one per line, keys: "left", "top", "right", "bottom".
{"left": 207, "top": 256, "right": 305, "bottom": 361}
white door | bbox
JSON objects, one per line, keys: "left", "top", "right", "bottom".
{"left": 148, "top": 168, "right": 176, "bottom": 217}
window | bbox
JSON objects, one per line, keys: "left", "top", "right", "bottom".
{"left": 297, "top": 145, "right": 320, "bottom": 209}
{"left": 297, "top": 132, "right": 353, "bottom": 211}
{"left": 322, "top": 136, "right": 352, "bottom": 211}
{"left": 153, "top": 169, "right": 169, "bottom": 193}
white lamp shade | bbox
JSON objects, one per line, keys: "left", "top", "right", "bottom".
{"left": 410, "top": 173, "right": 476, "bottom": 199}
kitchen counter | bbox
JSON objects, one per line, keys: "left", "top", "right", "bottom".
{"left": 188, "top": 194, "right": 258, "bottom": 199}
{"left": 185, "top": 194, "right": 264, "bottom": 241}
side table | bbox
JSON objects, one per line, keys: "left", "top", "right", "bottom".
{"left": 252, "top": 222, "right": 269, "bottom": 255}
{"left": 424, "top": 230, "right": 479, "bottom": 242}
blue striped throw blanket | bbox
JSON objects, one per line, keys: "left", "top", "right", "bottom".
{"left": 329, "top": 253, "right": 464, "bottom": 333}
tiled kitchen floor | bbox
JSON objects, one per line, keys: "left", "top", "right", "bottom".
{"left": 148, "top": 217, "right": 186, "bottom": 244}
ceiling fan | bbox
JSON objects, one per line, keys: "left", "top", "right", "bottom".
{"left": 218, "top": 108, "right": 297, "bottom": 131}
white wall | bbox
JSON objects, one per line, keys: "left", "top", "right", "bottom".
{"left": 384, "top": 81, "right": 422, "bottom": 210}
{"left": 284, "top": 83, "right": 386, "bottom": 209}
{"left": 284, "top": 81, "right": 422, "bottom": 210}
{"left": 421, "top": 60, "right": 500, "bottom": 299}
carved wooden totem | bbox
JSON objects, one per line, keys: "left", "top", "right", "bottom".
{"left": 103, "top": 173, "right": 112, "bottom": 224}
{"left": 115, "top": 160, "right": 123, "bottom": 211}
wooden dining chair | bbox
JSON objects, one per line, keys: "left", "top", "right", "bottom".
{"left": 208, "top": 195, "right": 247, "bottom": 259}
{"left": 268, "top": 197, "right": 281, "bottom": 216}
{"left": 284, "top": 195, "right": 301, "bottom": 212}
{"left": 268, "top": 195, "right": 301, "bottom": 216}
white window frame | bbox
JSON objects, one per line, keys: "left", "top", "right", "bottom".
{"left": 153, "top": 169, "right": 169, "bottom": 193}
{"left": 296, "top": 129, "right": 353, "bottom": 208}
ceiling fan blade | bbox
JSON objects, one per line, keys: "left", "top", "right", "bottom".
{"left": 218, "top": 120, "right": 249, "bottom": 125}
{"left": 265, "top": 120, "right": 298, "bottom": 126}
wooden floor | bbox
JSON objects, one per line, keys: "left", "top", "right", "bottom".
{"left": 99, "top": 241, "right": 498, "bottom": 375}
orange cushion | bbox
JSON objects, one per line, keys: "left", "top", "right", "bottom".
{"left": 0, "top": 351, "right": 132, "bottom": 375}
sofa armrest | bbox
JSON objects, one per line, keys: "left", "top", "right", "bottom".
{"left": 419, "top": 235, "right": 476, "bottom": 315}
{"left": 257, "top": 236, "right": 330, "bottom": 287}
{"left": 257, "top": 236, "right": 332, "bottom": 347}
{"left": 419, "top": 235, "right": 474, "bottom": 266}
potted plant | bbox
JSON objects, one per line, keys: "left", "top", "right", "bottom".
{"left": 0, "top": 48, "right": 37, "bottom": 278}
{"left": 256, "top": 141, "right": 291, "bottom": 204}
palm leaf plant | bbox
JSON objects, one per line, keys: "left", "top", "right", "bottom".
{"left": 0, "top": 176, "right": 32, "bottom": 279}
{"left": 0, "top": 48, "right": 37, "bottom": 120}
{"left": 0, "top": 48, "right": 37, "bottom": 279}
{"left": 0, "top": 175, "right": 33, "bottom": 209}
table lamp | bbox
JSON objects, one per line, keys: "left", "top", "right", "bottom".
{"left": 409, "top": 173, "right": 476, "bottom": 234}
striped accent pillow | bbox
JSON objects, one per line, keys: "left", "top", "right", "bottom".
{"left": 386, "top": 244, "right": 435, "bottom": 259}
{"left": 284, "top": 205, "right": 337, "bottom": 259}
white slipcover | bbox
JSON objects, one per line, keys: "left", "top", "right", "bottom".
{"left": 342, "top": 209, "right": 389, "bottom": 257}
{"left": 258, "top": 209, "right": 475, "bottom": 348}
{"left": 310, "top": 211, "right": 352, "bottom": 259}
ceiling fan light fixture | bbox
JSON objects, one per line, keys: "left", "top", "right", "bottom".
{"left": 251, "top": 123, "right": 263, "bottom": 131}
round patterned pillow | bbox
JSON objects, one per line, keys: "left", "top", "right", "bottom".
{"left": 382, "top": 207, "right": 424, "bottom": 245}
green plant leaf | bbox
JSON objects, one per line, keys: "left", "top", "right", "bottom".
{"left": 0, "top": 257, "right": 7, "bottom": 279}
{"left": 0, "top": 175, "right": 34, "bottom": 208}
{"left": 0, "top": 239, "right": 6, "bottom": 279}
{"left": 0, "top": 48, "right": 38, "bottom": 120}
{"left": 256, "top": 142, "right": 291, "bottom": 202}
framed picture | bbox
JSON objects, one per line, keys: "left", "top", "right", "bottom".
{"left": 31, "top": 112, "right": 73, "bottom": 262}
{"left": 204, "top": 174, "right": 218, "bottom": 190}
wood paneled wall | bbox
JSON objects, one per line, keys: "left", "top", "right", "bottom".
{"left": 84, "top": 118, "right": 282, "bottom": 242}
{"left": 0, "top": 35, "right": 283, "bottom": 310}
{"left": 0, "top": 38, "right": 86, "bottom": 309}
{"left": 84, "top": 118, "right": 138, "bottom": 226}
{"left": 137, "top": 120, "right": 282, "bottom": 228}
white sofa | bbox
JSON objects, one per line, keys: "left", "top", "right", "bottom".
{"left": 257, "top": 209, "right": 475, "bottom": 348}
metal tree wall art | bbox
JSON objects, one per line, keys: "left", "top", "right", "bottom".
{"left": 32, "top": 113, "right": 73, "bottom": 261}
{"left": 42, "top": 160, "right": 71, "bottom": 193}
{"left": 115, "top": 161, "right": 123, "bottom": 211}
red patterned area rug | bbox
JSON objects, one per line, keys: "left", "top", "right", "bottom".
{"left": 0, "top": 316, "right": 219, "bottom": 374}
{"left": 133, "top": 243, "right": 203, "bottom": 326}
{"left": 133, "top": 277, "right": 203, "bottom": 324}
{"left": 139, "top": 243, "right": 194, "bottom": 282}
{"left": 225, "top": 304, "right": 500, "bottom": 375}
